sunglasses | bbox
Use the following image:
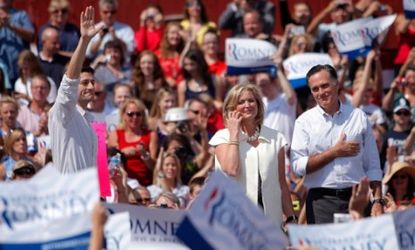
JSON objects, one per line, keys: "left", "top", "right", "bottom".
{"left": 126, "top": 111, "right": 143, "bottom": 117}
{"left": 94, "top": 91, "right": 103, "bottom": 96}
{"left": 395, "top": 110, "right": 411, "bottom": 116}
{"left": 14, "top": 167, "right": 35, "bottom": 176}
{"left": 137, "top": 198, "right": 151, "bottom": 203}
{"left": 393, "top": 174, "right": 408, "bottom": 180}
{"left": 103, "top": 10, "right": 117, "bottom": 15}
{"left": 52, "top": 8, "right": 68, "bottom": 14}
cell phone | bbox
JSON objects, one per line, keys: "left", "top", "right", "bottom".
{"left": 102, "top": 27, "right": 109, "bottom": 33}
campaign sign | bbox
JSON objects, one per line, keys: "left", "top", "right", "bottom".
{"left": 0, "top": 168, "right": 99, "bottom": 232}
{"left": 283, "top": 53, "right": 333, "bottom": 89}
{"left": 225, "top": 38, "right": 277, "bottom": 75}
{"left": 332, "top": 15, "right": 396, "bottom": 59}
{"left": 404, "top": 0, "right": 415, "bottom": 19}
{"left": 175, "top": 171, "right": 288, "bottom": 250}
{"left": 105, "top": 212, "right": 131, "bottom": 250}
{"left": 0, "top": 212, "right": 91, "bottom": 250}
{"left": 288, "top": 214, "right": 399, "bottom": 249}
{"left": 91, "top": 121, "right": 111, "bottom": 197}
{"left": 105, "top": 203, "right": 188, "bottom": 249}
{"left": 362, "top": 15, "right": 397, "bottom": 47}
{"left": 393, "top": 207, "right": 415, "bottom": 250}
{"left": 331, "top": 17, "right": 371, "bottom": 59}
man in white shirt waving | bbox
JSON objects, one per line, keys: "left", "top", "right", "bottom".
{"left": 291, "top": 64, "right": 384, "bottom": 224}
{"left": 49, "top": 6, "right": 102, "bottom": 173}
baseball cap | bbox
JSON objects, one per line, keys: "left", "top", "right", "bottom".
{"left": 393, "top": 97, "right": 411, "bottom": 113}
{"left": 164, "top": 107, "right": 189, "bottom": 122}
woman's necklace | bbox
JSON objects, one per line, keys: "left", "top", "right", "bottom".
{"left": 246, "top": 127, "right": 260, "bottom": 142}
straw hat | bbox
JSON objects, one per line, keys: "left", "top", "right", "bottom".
{"left": 164, "top": 107, "right": 189, "bottom": 122}
{"left": 383, "top": 161, "right": 415, "bottom": 185}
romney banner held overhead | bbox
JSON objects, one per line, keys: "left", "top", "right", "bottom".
{"left": 175, "top": 171, "right": 288, "bottom": 250}
{"left": 225, "top": 38, "right": 277, "bottom": 76}
{"left": 283, "top": 53, "right": 333, "bottom": 89}
{"left": 404, "top": 0, "right": 415, "bottom": 19}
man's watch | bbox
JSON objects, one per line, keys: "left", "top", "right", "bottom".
{"left": 372, "top": 198, "right": 386, "bottom": 206}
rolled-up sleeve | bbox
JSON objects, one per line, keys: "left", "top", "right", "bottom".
{"left": 362, "top": 119, "right": 383, "bottom": 181}
{"left": 290, "top": 118, "right": 310, "bottom": 177}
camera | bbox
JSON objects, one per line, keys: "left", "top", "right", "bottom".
{"left": 177, "top": 121, "right": 189, "bottom": 134}
{"left": 102, "top": 27, "right": 109, "bottom": 33}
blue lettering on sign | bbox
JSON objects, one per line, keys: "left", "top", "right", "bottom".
{"left": 228, "top": 42, "right": 274, "bottom": 62}
{"left": 207, "top": 191, "right": 270, "bottom": 250}
{"left": 0, "top": 194, "right": 89, "bottom": 230}
{"left": 332, "top": 29, "right": 362, "bottom": 47}
{"left": 131, "top": 218, "right": 179, "bottom": 236}
{"left": 398, "top": 226, "right": 415, "bottom": 249}
{"left": 299, "top": 237, "right": 387, "bottom": 250}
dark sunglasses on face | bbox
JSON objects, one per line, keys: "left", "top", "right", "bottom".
{"left": 103, "top": 10, "right": 116, "bottom": 14}
{"left": 126, "top": 111, "right": 143, "bottom": 117}
{"left": 137, "top": 198, "right": 151, "bottom": 203}
{"left": 395, "top": 110, "right": 411, "bottom": 116}
{"left": 52, "top": 8, "right": 68, "bottom": 14}
{"left": 14, "top": 167, "right": 35, "bottom": 176}
{"left": 94, "top": 91, "right": 103, "bottom": 96}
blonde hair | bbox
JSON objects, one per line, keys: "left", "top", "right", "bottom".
{"left": 0, "top": 96, "right": 19, "bottom": 116}
{"left": 223, "top": 83, "right": 264, "bottom": 127}
{"left": 118, "top": 98, "right": 148, "bottom": 130}
{"left": 149, "top": 87, "right": 176, "bottom": 119}
{"left": 4, "top": 128, "right": 26, "bottom": 156}
{"left": 48, "top": 0, "right": 70, "bottom": 12}
{"left": 153, "top": 152, "right": 182, "bottom": 187}
{"left": 289, "top": 33, "right": 314, "bottom": 56}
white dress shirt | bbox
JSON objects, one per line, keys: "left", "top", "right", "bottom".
{"left": 49, "top": 75, "right": 97, "bottom": 173}
{"left": 291, "top": 102, "right": 382, "bottom": 189}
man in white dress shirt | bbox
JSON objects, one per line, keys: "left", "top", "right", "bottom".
{"left": 49, "top": 6, "right": 102, "bottom": 173}
{"left": 290, "top": 64, "right": 384, "bottom": 224}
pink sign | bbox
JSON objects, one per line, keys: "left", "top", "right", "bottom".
{"left": 91, "top": 122, "right": 111, "bottom": 197}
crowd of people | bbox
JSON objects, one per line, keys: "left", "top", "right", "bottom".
{"left": 1, "top": 0, "right": 415, "bottom": 244}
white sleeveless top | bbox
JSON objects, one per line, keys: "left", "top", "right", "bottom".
{"left": 209, "top": 125, "right": 287, "bottom": 226}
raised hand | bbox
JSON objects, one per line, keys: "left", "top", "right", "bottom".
{"left": 227, "top": 111, "right": 242, "bottom": 139}
{"left": 333, "top": 133, "right": 360, "bottom": 157}
{"left": 349, "top": 177, "right": 370, "bottom": 218}
{"left": 80, "top": 6, "right": 102, "bottom": 40}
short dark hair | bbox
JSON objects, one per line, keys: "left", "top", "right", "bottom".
{"left": 306, "top": 64, "right": 338, "bottom": 85}
{"left": 81, "top": 66, "right": 95, "bottom": 75}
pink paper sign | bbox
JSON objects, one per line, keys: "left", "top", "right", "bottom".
{"left": 91, "top": 122, "right": 111, "bottom": 197}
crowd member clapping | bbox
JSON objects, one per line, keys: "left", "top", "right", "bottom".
{"left": 148, "top": 149, "right": 189, "bottom": 208}
{"left": 108, "top": 98, "right": 157, "bottom": 186}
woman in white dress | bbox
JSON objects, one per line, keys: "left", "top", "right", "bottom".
{"left": 209, "top": 83, "right": 296, "bottom": 228}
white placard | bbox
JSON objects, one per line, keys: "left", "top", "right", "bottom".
{"left": 226, "top": 38, "right": 277, "bottom": 75}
